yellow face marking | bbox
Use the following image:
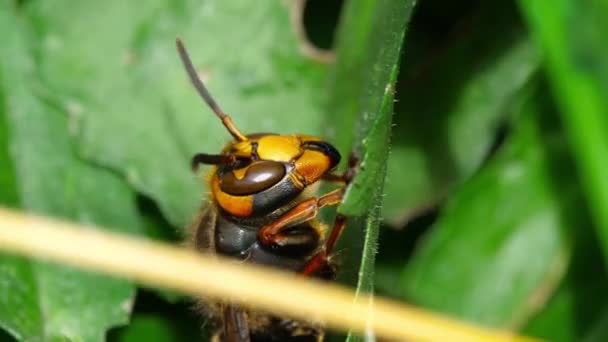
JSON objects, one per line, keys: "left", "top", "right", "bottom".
{"left": 232, "top": 167, "right": 248, "bottom": 180}
{"left": 212, "top": 176, "right": 253, "bottom": 217}
{"left": 256, "top": 135, "right": 302, "bottom": 162}
{"left": 228, "top": 140, "right": 253, "bottom": 158}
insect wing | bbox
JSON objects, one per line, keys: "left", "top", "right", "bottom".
{"left": 188, "top": 203, "right": 217, "bottom": 252}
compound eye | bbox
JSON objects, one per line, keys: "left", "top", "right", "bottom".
{"left": 220, "top": 161, "right": 286, "bottom": 196}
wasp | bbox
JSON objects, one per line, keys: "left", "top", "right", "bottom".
{"left": 176, "top": 38, "right": 356, "bottom": 342}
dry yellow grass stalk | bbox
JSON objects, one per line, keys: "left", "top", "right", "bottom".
{"left": 0, "top": 207, "right": 539, "bottom": 342}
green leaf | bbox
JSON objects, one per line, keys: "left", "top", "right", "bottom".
{"left": 9, "top": 0, "right": 414, "bottom": 339}
{"left": 0, "top": 88, "right": 18, "bottom": 208}
{"left": 517, "top": 0, "right": 608, "bottom": 261}
{"left": 401, "top": 87, "right": 583, "bottom": 327}
{"left": 0, "top": 5, "right": 143, "bottom": 341}
{"left": 383, "top": 1, "right": 540, "bottom": 226}
{"left": 109, "top": 312, "right": 202, "bottom": 342}
{"left": 26, "top": 0, "right": 328, "bottom": 227}
{"left": 584, "top": 307, "right": 608, "bottom": 342}
{"left": 524, "top": 231, "right": 608, "bottom": 342}
{"left": 326, "top": 0, "right": 415, "bottom": 339}
{"left": 107, "top": 290, "right": 206, "bottom": 342}
{"left": 113, "top": 316, "right": 179, "bottom": 342}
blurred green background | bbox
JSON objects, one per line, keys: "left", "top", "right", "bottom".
{"left": 1, "top": 0, "right": 608, "bottom": 341}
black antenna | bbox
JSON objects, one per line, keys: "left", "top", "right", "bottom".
{"left": 176, "top": 38, "right": 247, "bottom": 141}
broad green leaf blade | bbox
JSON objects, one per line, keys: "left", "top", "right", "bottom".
{"left": 0, "top": 85, "right": 28, "bottom": 342}
{"left": 0, "top": 92, "right": 18, "bottom": 209}
{"left": 327, "top": 0, "right": 415, "bottom": 339}
{"left": 383, "top": 1, "right": 540, "bottom": 226}
{"left": 517, "top": 1, "right": 608, "bottom": 261}
{"left": 0, "top": 5, "right": 143, "bottom": 341}
{"left": 402, "top": 89, "right": 581, "bottom": 327}
{"left": 27, "top": 0, "right": 328, "bottom": 227}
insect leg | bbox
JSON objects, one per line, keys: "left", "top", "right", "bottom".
{"left": 301, "top": 214, "right": 347, "bottom": 276}
{"left": 321, "top": 173, "right": 347, "bottom": 183}
{"left": 322, "top": 152, "right": 359, "bottom": 184}
{"left": 257, "top": 188, "right": 344, "bottom": 247}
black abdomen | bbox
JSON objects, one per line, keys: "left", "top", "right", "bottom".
{"left": 214, "top": 214, "right": 319, "bottom": 272}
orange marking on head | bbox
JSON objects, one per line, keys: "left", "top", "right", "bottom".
{"left": 232, "top": 167, "right": 248, "bottom": 180}
{"left": 294, "top": 150, "right": 332, "bottom": 184}
{"left": 228, "top": 140, "right": 253, "bottom": 157}
{"left": 212, "top": 176, "right": 254, "bottom": 217}
{"left": 256, "top": 135, "right": 302, "bottom": 162}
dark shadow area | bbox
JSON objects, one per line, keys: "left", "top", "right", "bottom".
{"left": 393, "top": 0, "right": 525, "bottom": 196}
{"left": 374, "top": 0, "right": 526, "bottom": 298}
{"left": 107, "top": 289, "right": 205, "bottom": 341}
{"left": 567, "top": 237, "right": 608, "bottom": 340}
{"left": 482, "top": 118, "right": 511, "bottom": 164}
{"left": 374, "top": 208, "right": 439, "bottom": 299}
{"left": 136, "top": 194, "right": 182, "bottom": 242}
{"left": 0, "top": 329, "right": 16, "bottom": 342}
{"left": 302, "top": 0, "right": 344, "bottom": 50}
{"left": 379, "top": 208, "right": 439, "bottom": 262}
{"left": 523, "top": 83, "right": 608, "bottom": 341}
